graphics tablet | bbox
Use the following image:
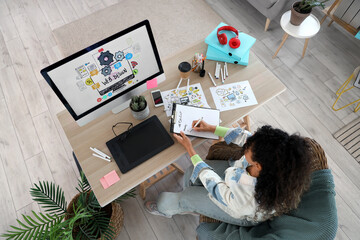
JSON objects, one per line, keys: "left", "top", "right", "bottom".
{"left": 106, "top": 115, "right": 174, "bottom": 173}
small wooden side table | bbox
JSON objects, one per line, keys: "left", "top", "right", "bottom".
{"left": 273, "top": 11, "right": 321, "bottom": 58}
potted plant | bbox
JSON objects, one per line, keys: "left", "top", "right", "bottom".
{"left": 290, "top": 0, "right": 329, "bottom": 26}
{"left": 129, "top": 95, "right": 150, "bottom": 120}
{"left": 1, "top": 172, "right": 136, "bottom": 239}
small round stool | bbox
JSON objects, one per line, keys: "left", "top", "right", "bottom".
{"left": 272, "top": 10, "right": 320, "bottom": 59}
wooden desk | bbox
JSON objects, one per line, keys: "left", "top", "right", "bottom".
{"left": 58, "top": 41, "right": 286, "bottom": 207}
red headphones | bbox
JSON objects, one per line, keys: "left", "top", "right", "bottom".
{"left": 217, "top": 26, "right": 241, "bottom": 49}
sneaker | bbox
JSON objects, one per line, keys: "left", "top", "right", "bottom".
{"left": 144, "top": 201, "right": 172, "bottom": 218}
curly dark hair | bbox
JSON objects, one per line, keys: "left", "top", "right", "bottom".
{"left": 242, "top": 125, "right": 312, "bottom": 218}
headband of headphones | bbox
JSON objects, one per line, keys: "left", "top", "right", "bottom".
{"left": 217, "top": 26, "right": 239, "bottom": 36}
{"left": 217, "top": 26, "right": 240, "bottom": 49}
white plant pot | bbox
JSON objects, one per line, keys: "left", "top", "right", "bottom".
{"left": 131, "top": 104, "right": 150, "bottom": 120}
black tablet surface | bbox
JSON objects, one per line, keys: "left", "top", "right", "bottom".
{"left": 106, "top": 115, "right": 174, "bottom": 173}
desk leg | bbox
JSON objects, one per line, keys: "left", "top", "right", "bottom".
{"left": 139, "top": 164, "right": 184, "bottom": 200}
{"left": 302, "top": 39, "right": 310, "bottom": 58}
{"left": 236, "top": 115, "right": 251, "bottom": 132}
{"left": 171, "top": 163, "right": 184, "bottom": 174}
{"left": 243, "top": 115, "right": 251, "bottom": 132}
{"left": 139, "top": 182, "right": 146, "bottom": 200}
{"left": 273, "top": 33, "right": 289, "bottom": 59}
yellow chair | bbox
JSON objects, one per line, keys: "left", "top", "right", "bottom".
{"left": 332, "top": 66, "right": 360, "bottom": 112}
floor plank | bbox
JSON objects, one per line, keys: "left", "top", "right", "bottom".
{"left": 121, "top": 195, "right": 157, "bottom": 240}
{"left": 136, "top": 186, "right": 185, "bottom": 240}
{"left": 53, "top": 0, "right": 78, "bottom": 24}
{"left": 6, "top": 38, "right": 48, "bottom": 117}
{"left": 0, "top": 31, "right": 11, "bottom": 69}
{"left": 0, "top": 151, "right": 18, "bottom": 234}
{"left": 11, "top": 9, "right": 50, "bottom": 81}
{"left": 287, "top": 100, "right": 360, "bottom": 189}
{"left": 0, "top": 99, "right": 33, "bottom": 210}
{"left": 0, "top": 66, "right": 43, "bottom": 159}
{"left": 26, "top": 152, "right": 55, "bottom": 184}
{"left": 22, "top": 0, "right": 57, "bottom": 50}
{"left": 36, "top": 0, "right": 65, "bottom": 30}
{"left": 32, "top": 111, "right": 78, "bottom": 201}
{"left": 272, "top": 65, "right": 345, "bottom": 133}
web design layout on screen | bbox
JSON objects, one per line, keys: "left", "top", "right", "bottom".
{"left": 48, "top": 26, "right": 159, "bottom": 115}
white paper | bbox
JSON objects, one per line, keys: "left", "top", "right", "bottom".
{"left": 172, "top": 104, "right": 219, "bottom": 139}
{"left": 161, "top": 83, "right": 210, "bottom": 117}
{"left": 210, "top": 81, "right": 258, "bottom": 112}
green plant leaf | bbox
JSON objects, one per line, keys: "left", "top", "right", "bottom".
{"left": 49, "top": 207, "right": 92, "bottom": 240}
{"left": 77, "top": 211, "right": 115, "bottom": 240}
{"left": 77, "top": 171, "right": 91, "bottom": 193}
{"left": 30, "top": 181, "right": 67, "bottom": 215}
{"left": 1, "top": 211, "right": 63, "bottom": 240}
{"left": 113, "top": 188, "right": 137, "bottom": 203}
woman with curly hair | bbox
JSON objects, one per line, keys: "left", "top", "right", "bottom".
{"left": 145, "top": 121, "right": 313, "bottom": 225}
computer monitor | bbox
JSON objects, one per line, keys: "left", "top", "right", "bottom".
{"left": 41, "top": 20, "right": 165, "bottom": 126}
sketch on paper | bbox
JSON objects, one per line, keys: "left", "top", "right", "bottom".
{"left": 210, "top": 81, "right": 257, "bottom": 112}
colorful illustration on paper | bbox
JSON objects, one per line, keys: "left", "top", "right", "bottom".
{"left": 210, "top": 81, "right": 258, "bottom": 112}
{"left": 161, "top": 83, "right": 210, "bottom": 117}
{"left": 73, "top": 45, "right": 141, "bottom": 104}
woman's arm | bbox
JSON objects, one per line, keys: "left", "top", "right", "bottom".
{"left": 192, "top": 120, "right": 251, "bottom": 147}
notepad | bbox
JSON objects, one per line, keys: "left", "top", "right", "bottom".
{"left": 170, "top": 103, "right": 220, "bottom": 139}
{"left": 100, "top": 170, "right": 120, "bottom": 189}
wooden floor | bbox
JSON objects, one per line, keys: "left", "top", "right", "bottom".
{"left": 0, "top": 0, "right": 359, "bottom": 239}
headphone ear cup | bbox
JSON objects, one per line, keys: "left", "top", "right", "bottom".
{"left": 218, "top": 33, "right": 228, "bottom": 45}
{"left": 229, "top": 38, "right": 241, "bottom": 49}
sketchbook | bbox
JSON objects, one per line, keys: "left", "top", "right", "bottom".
{"left": 170, "top": 103, "right": 220, "bottom": 139}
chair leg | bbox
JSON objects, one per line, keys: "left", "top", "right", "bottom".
{"left": 327, "top": 19, "right": 334, "bottom": 27}
{"left": 320, "top": 15, "right": 327, "bottom": 25}
{"left": 264, "top": 18, "right": 271, "bottom": 31}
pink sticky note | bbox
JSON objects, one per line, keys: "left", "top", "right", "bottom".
{"left": 100, "top": 170, "right": 120, "bottom": 189}
{"left": 146, "top": 78, "right": 158, "bottom": 89}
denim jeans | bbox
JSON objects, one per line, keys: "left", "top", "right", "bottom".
{"left": 157, "top": 160, "right": 257, "bottom": 226}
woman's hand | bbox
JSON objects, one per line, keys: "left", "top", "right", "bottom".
{"left": 173, "top": 131, "right": 197, "bottom": 157}
{"left": 192, "top": 120, "right": 216, "bottom": 133}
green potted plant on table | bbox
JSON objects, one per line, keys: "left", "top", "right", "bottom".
{"left": 1, "top": 172, "right": 136, "bottom": 239}
{"left": 290, "top": 0, "right": 329, "bottom": 26}
{"left": 129, "top": 95, "right": 150, "bottom": 120}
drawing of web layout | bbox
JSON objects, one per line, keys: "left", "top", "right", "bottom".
{"left": 161, "top": 83, "right": 210, "bottom": 117}
{"left": 210, "top": 81, "right": 258, "bottom": 112}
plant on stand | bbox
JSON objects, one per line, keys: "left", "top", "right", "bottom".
{"left": 290, "top": 0, "right": 329, "bottom": 26}
{"left": 129, "top": 95, "right": 150, "bottom": 120}
{"left": 1, "top": 172, "right": 136, "bottom": 239}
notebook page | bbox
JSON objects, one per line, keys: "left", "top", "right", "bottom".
{"left": 173, "top": 104, "right": 220, "bottom": 139}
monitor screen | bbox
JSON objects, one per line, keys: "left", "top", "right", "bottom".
{"left": 41, "top": 20, "right": 163, "bottom": 122}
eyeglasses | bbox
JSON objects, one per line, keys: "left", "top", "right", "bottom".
{"left": 112, "top": 122, "right": 133, "bottom": 141}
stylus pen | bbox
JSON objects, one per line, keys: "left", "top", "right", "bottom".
{"left": 92, "top": 153, "right": 111, "bottom": 162}
{"left": 208, "top": 72, "right": 216, "bottom": 87}
{"left": 220, "top": 68, "right": 224, "bottom": 84}
{"left": 190, "top": 117, "right": 203, "bottom": 132}
{"left": 186, "top": 78, "right": 190, "bottom": 94}
{"left": 175, "top": 78, "right": 182, "bottom": 95}
{"left": 90, "top": 147, "right": 111, "bottom": 159}
{"left": 225, "top": 62, "right": 228, "bottom": 77}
